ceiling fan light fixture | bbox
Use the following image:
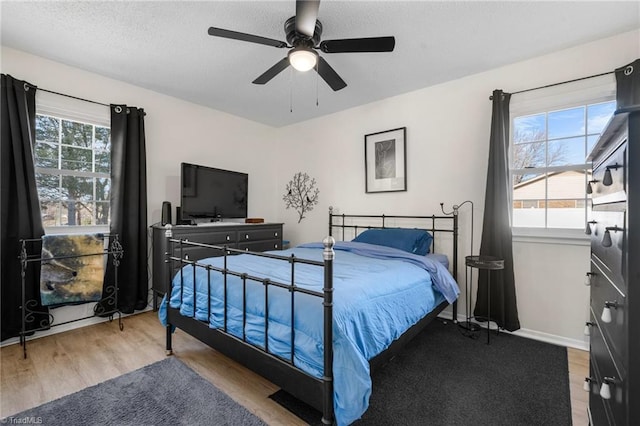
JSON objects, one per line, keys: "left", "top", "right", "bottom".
{"left": 288, "top": 48, "right": 318, "bottom": 72}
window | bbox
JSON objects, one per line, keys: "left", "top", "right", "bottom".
{"left": 34, "top": 93, "right": 111, "bottom": 228}
{"left": 511, "top": 93, "right": 615, "bottom": 231}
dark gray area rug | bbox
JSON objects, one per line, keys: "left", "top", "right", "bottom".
{"left": 270, "top": 319, "right": 572, "bottom": 426}
{"left": 4, "top": 357, "right": 265, "bottom": 426}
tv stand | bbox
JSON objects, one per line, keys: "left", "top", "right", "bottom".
{"left": 151, "top": 222, "right": 283, "bottom": 310}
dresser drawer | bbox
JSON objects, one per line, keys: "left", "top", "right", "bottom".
{"left": 172, "top": 245, "right": 228, "bottom": 262}
{"left": 590, "top": 262, "right": 627, "bottom": 371}
{"left": 591, "top": 139, "right": 627, "bottom": 206}
{"left": 589, "top": 314, "right": 627, "bottom": 426}
{"left": 238, "top": 239, "right": 282, "bottom": 252}
{"left": 168, "top": 245, "right": 231, "bottom": 281}
{"left": 238, "top": 227, "right": 281, "bottom": 242}
{"left": 590, "top": 209, "right": 626, "bottom": 289}
{"left": 588, "top": 356, "right": 612, "bottom": 426}
{"left": 171, "top": 234, "right": 234, "bottom": 263}
{"left": 173, "top": 230, "right": 236, "bottom": 245}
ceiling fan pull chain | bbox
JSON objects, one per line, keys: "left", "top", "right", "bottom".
{"left": 290, "top": 67, "right": 294, "bottom": 113}
{"left": 316, "top": 61, "right": 320, "bottom": 106}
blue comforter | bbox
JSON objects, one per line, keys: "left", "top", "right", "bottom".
{"left": 159, "top": 241, "right": 459, "bottom": 425}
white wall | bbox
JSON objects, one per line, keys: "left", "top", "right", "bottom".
{"left": 1, "top": 46, "right": 280, "bottom": 339}
{"left": 275, "top": 30, "right": 640, "bottom": 348}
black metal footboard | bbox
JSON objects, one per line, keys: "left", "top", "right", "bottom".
{"left": 163, "top": 226, "right": 335, "bottom": 424}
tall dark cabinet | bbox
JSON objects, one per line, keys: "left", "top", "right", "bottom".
{"left": 151, "top": 223, "right": 283, "bottom": 310}
{"left": 586, "top": 109, "right": 639, "bottom": 425}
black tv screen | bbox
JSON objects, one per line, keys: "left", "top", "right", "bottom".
{"left": 180, "top": 163, "right": 248, "bottom": 221}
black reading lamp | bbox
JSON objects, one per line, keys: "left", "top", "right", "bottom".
{"left": 441, "top": 201, "right": 480, "bottom": 333}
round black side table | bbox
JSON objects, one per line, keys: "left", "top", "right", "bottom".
{"left": 463, "top": 255, "right": 504, "bottom": 344}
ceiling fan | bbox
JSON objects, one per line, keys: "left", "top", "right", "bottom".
{"left": 207, "top": 0, "right": 395, "bottom": 91}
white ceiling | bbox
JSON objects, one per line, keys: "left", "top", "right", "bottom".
{"left": 1, "top": 1, "right": 639, "bottom": 127}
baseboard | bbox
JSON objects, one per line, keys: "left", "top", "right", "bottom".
{"left": 438, "top": 310, "right": 589, "bottom": 351}
{"left": 507, "top": 328, "right": 589, "bottom": 351}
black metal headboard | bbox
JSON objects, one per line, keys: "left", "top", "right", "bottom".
{"left": 328, "top": 206, "right": 459, "bottom": 282}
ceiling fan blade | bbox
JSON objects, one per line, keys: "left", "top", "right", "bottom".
{"left": 208, "top": 27, "right": 287, "bottom": 48}
{"left": 316, "top": 57, "right": 346, "bottom": 91}
{"left": 295, "top": 0, "right": 320, "bottom": 37}
{"left": 252, "top": 57, "right": 291, "bottom": 85}
{"left": 320, "top": 36, "right": 395, "bottom": 53}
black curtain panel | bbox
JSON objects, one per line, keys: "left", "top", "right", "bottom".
{"left": 474, "top": 89, "right": 521, "bottom": 332}
{"left": 1, "top": 74, "right": 50, "bottom": 341}
{"left": 615, "top": 58, "right": 640, "bottom": 111}
{"left": 102, "top": 105, "right": 148, "bottom": 314}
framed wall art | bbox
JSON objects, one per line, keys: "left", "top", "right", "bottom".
{"left": 364, "top": 127, "right": 407, "bottom": 193}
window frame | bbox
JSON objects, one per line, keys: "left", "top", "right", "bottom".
{"left": 35, "top": 91, "right": 111, "bottom": 233}
{"left": 508, "top": 76, "right": 616, "bottom": 242}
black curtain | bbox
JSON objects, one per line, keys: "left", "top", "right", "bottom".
{"left": 474, "top": 89, "right": 520, "bottom": 332}
{"left": 102, "top": 105, "right": 148, "bottom": 314}
{"left": 615, "top": 58, "right": 640, "bottom": 110}
{"left": 1, "top": 74, "right": 50, "bottom": 341}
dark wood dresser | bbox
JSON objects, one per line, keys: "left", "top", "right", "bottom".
{"left": 151, "top": 222, "right": 283, "bottom": 310}
{"left": 586, "top": 109, "right": 639, "bottom": 425}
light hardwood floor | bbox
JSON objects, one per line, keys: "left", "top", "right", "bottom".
{"left": 1, "top": 312, "right": 588, "bottom": 425}
{"left": 568, "top": 346, "right": 590, "bottom": 425}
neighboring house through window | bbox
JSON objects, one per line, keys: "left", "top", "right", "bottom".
{"left": 34, "top": 92, "right": 111, "bottom": 231}
{"left": 509, "top": 77, "right": 616, "bottom": 237}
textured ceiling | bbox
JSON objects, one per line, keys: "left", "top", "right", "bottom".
{"left": 1, "top": 1, "right": 639, "bottom": 127}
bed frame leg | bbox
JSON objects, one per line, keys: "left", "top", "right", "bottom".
{"left": 322, "top": 236, "right": 335, "bottom": 425}
{"left": 166, "top": 324, "right": 173, "bottom": 356}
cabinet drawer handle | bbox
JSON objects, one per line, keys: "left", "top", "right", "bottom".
{"left": 585, "top": 220, "right": 597, "bottom": 235}
{"left": 584, "top": 322, "right": 595, "bottom": 336}
{"left": 586, "top": 179, "right": 598, "bottom": 194}
{"left": 583, "top": 377, "right": 595, "bottom": 392}
{"left": 275, "top": 244, "right": 278, "bottom": 249}
{"left": 600, "top": 377, "right": 618, "bottom": 400}
{"left": 584, "top": 272, "right": 595, "bottom": 286}
{"left": 245, "top": 234, "right": 249, "bottom": 240}
{"left": 226, "top": 235, "right": 230, "bottom": 241}
{"left": 602, "top": 163, "right": 621, "bottom": 186}
{"left": 601, "top": 300, "right": 619, "bottom": 323}
{"left": 602, "top": 226, "right": 623, "bottom": 247}
{"left": 184, "top": 254, "right": 189, "bottom": 260}
{"left": 275, "top": 232, "right": 278, "bottom": 237}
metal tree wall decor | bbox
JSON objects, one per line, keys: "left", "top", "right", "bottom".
{"left": 283, "top": 172, "right": 319, "bottom": 223}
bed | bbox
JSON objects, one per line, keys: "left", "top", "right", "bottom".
{"left": 158, "top": 209, "right": 460, "bottom": 425}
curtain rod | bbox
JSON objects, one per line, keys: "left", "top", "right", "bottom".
{"left": 28, "top": 84, "right": 145, "bottom": 115}
{"left": 489, "top": 70, "right": 614, "bottom": 100}
{"left": 38, "top": 87, "right": 110, "bottom": 107}
{"left": 24, "top": 82, "right": 110, "bottom": 107}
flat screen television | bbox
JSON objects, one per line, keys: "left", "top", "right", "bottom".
{"left": 180, "top": 163, "right": 248, "bottom": 222}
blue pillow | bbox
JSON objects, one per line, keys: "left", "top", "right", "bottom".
{"left": 352, "top": 228, "right": 433, "bottom": 255}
